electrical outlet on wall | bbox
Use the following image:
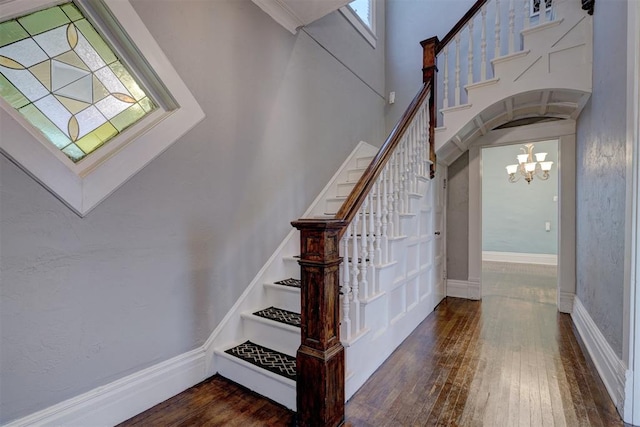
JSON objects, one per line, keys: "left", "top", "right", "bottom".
{"left": 545, "top": 221, "right": 551, "bottom": 231}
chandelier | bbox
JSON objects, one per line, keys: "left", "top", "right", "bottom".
{"left": 505, "top": 143, "right": 553, "bottom": 184}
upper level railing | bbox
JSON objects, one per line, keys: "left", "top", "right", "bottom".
{"left": 433, "top": 0, "right": 555, "bottom": 114}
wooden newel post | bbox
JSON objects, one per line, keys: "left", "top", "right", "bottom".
{"left": 421, "top": 36, "right": 439, "bottom": 179}
{"left": 291, "top": 218, "right": 347, "bottom": 427}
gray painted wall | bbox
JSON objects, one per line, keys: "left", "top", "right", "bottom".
{"left": 0, "top": 0, "right": 386, "bottom": 422}
{"left": 447, "top": 152, "right": 469, "bottom": 280}
{"left": 482, "top": 141, "right": 558, "bottom": 254}
{"left": 385, "top": 0, "right": 475, "bottom": 133}
{"left": 575, "top": 0, "right": 628, "bottom": 359}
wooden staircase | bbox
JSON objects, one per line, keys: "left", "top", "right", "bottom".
{"left": 210, "top": 0, "right": 593, "bottom": 425}
{"left": 211, "top": 143, "right": 379, "bottom": 411}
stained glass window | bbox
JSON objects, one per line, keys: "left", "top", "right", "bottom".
{"left": 0, "top": 2, "right": 156, "bottom": 162}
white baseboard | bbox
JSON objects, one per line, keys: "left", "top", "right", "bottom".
{"left": 558, "top": 291, "right": 575, "bottom": 314}
{"left": 482, "top": 251, "right": 558, "bottom": 265}
{"left": 5, "top": 348, "right": 207, "bottom": 427}
{"left": 446, "top": 279, "right": 481, "bottom": 300}
{"left": 571, "top": 297, "right": 626, "bottom": 414}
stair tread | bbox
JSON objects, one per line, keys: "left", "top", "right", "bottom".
{"left": 225, "top": 340, "right": 296, "bottom": 381}
{"left": 274, "top": 278, "right": 301, "bottom": 288}
{"left": 253, "top": 306, "right": 301, "bottom": 328}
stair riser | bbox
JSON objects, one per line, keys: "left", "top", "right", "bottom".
{"left": 337, "top": 182, "right": 356, "bottom": 197}
{"left": 347, "top": 168, "right": 366, "bottom": 182}
{"left": 242, "top": 315, "right": 300, "bottom": 356}
{"left": 280, "top": 257, "right": 301, "bottom": 279}
{"left": 216, "top": 352, "right": 296, "bottom": 410}
{"left": 356, "top": 156, "right": 374, "bottom": 168}
{"left": 264, "top": 283, "right": 301, "bottom": 313}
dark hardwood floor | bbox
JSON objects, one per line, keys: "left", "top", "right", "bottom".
{"left": 119, "top": 262, "right": 624, "bottom": 426}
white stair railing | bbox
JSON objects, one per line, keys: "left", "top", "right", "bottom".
{"left": 437, "top": 0, "right": 555, "bottom": 112}
{"left": 338, "top": 98, "right": 432, "bottom": 341}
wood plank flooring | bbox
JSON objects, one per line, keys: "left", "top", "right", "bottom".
{"left": 119, "top": 262, "right": 624, "bottom": 426}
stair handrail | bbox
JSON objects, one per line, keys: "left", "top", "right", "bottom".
{"left": 335, "top": 81, "right": 433, "bottom": 225}
{"left": 436, "top": 0, "right": 489, "bottom": 55}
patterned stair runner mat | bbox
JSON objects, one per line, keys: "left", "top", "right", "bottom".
{"left": 225, "top": 341, "right": 296, "bottom": 381}
{"left": 253, "top": 306, "right": 301, "bottom": 328}
{"left": 274, "top": 278, "right": 301, "bottom": 288}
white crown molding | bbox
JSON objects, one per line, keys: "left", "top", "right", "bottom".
{"left": 251, "top": 0, "right": 302, "bottom": 34}
{"left": 251, "top": 0, "right": 352, "bottom": 35}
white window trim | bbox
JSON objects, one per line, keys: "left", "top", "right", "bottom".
{"left": 0, "top": 0, "right": 205, "bottom": 216}
{"left": 339, "top": 1, "right": 376, "bottom": 48}
{"left": 530, "top": 0, "right": 552, "bottom": 17}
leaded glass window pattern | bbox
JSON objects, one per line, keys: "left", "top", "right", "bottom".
{"left": 0, "top": 2, "right": 156, "bottom": 162}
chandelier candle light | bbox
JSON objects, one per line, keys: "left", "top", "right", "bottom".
{"left": 505, "top": 143, "right": 553, "bottom": 184}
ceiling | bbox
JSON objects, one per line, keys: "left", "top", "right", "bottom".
{"left": 252, "top": 0, "right": 352, "bottom": 34}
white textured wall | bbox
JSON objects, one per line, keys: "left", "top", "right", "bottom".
{"left": 482, "top": 140, "right": 559, "bottom": 254}
{"left": 575, "top": 0, "right": 628, "bottom": 359}
{"left": 0, "top": 0, "right": 386, "bottom": 422}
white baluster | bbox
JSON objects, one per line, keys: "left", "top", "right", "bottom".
{"left": 341, "top": 226, "right": 352, "bottom": 340}
{"left": 509, "top": 0, "right": 515, "bottom": 54}
{"left": 419, "top": 116, "right": 425, "bottom": 177}
{"left": 455, "top": 34, "right": 461, "bottom": 106}
{"left": 393, "top": 149, "right": 404, "bottom": 216}
{"left": 412, "top": 134, "right": 417, "bottom": 188}
{"left": 392, "top": 151, "right": 401, "bottom": 237}
{"left": 367, "top": 190, "right": 376, "bottom": 296}
{"left": 467, "top": 19, "right": 474, "bottom": 86}
{"left": 414, "top": 124, "right": 420, "bottom": 189}
{"left": 425, "top": 105, "right": 431, "bottom": 177}
{"left": 351, "top": 208, "right": 360, "bottom": 333}
{"left": 388, "top": 153, "right": 396, "bottom": 239}
{"left": 539, "top": 0, "right": 547, "bottom": 23}
{"left": 375, "top": 177, "right": 383, "bottom": 271}
{"left": 481, "top": 5, "right": 487, "bottom": 81}
{"left": 405, "top": 138, "right": 411, "bottom": 207}
{"left": 442, "top": 48, "right": 449, "bottom": 109}
{"left": 524, "top": 0, "right": 530, "bottom": 29}
{"left": 359, "top": 197, "right": 368, "bottom": 307}
{"left": 495, "top": 0, "right": 501, "bottom": 58}
{"left": 423, "top": 106, "right": 430, "bottom": 175}
{"left": 381, "top": 164, "right": 390, "bottom": 263}
{"left": 401, "top": 138, "right": 408, "bottom": 211}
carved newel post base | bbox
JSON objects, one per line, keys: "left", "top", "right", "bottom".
{"left": 291, "top": 219, "right": 347, "bottom": 427}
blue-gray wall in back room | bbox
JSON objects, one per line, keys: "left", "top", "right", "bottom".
{"left": 482, "top": 140, "right": 558, "bottom": 255}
